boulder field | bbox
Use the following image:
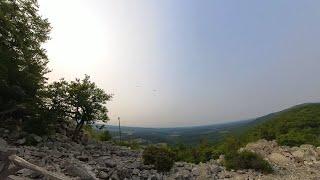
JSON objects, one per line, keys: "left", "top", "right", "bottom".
{"left": 1, "top": 128, "right": 320, "bottom": 180}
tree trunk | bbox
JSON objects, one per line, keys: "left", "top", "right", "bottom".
{"left": 72, "top": 120, "right": 84, "bottom": 140}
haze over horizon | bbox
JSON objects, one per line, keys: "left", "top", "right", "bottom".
{"left": 38, "top": 0, "right": 320, "bottom": 127}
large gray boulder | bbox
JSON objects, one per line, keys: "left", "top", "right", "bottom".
{"left": 267, "top": 152, "right": 291, "bottom": 166}
{"left": 243, "top": 139, "right": 278, "bottom": 157}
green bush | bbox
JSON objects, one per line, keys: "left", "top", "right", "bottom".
{"left": 83, "top": 125, "right": 112, "bottom": 141}
{"left": 224, "top": 150, "right": 273, "bottom": 174}
{"left": 143, "top": 146, "right": 175, "bottom": 172}
{"left": 171, "top": 139, "right": 216, "bottom": 164}
{"left": 115, "top": 140, "right": 141, "bottom": 150}
{"left": 99, "top": 130, "right": 112, "bottom": 141}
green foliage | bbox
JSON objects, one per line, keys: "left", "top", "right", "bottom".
{"left": 143, "top": 146, "right": 175, "bottom": 172}
{"left": 171, "top": 139, "right": 216, "bottom": 164}
{"left": 68, "top": 75, "right": 111, "bottom": 123}
{"left": 115, "top": 140, "right": 141, "bottom": 150}
{"left": 0, "top": 0, "right": 111, "bottom": 139}
{"left": 224, "top": 151, "right": 273, "bottom": 174}
{"left": 83, "top": 125, "right": 112, "bottom": 141}
{"left": 22, "top": 113, "right": 53, "bottom": 135}
{"left": 0, "top": 0, "right": 61, "bottom": 136}
{"left": 99, "top": 130, "right": 112, "bottom": 141}
{"left": 163, "top": 103, "right": 320, "bottom": 172}
{"left": 171, "top": 143, "right": 194, "bottom": 162}
{"left": 220, "top": 135, "right": 241, "bottom": 153}
{"left": 243, "top": 104, "right": 320, "bottom": 147}
{"left": 168, "top": 135, "right": 273, "bottom": 173}
{"left": 46, "top": 75, "right": 112, "bottom": 139}
{"left": 0, "top": 0, "right": 50, "bottom": 113}
{"left": 171, "top": 136, "right": 242, "bottom": 164}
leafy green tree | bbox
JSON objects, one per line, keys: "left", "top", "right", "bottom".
{"left": 45, "top": 79, "right": 70, "bottom": 122}
{"left": 68, "top": 75, "right": 112, "bottom": 139}
{"left": 0, "top": 0, "right": 51, "bottom": 116}
{"left": 82, "top": 125, "right": 112, "bottom": 141}
{"left": 47, "top": 75, "right": 112, "bottom": 139}
{"left": 223, "top": 135, "right": 240, "bottom": 154}
{"left": 0, "top": 1, "right": 113, "bottom": 138}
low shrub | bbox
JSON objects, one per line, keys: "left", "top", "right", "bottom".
{"left": 143, "top": 146, "right": 175, "bottom": 172}
{"left": 171, "top": 139, "right": 216, "bottom": 164}
{"left": 99, "top": 130, "right": 112, "bottom": 141}
{"left": 224, "top": 150, "right": 273, "bottom": 174}
{"left": 115, "top": 140, "right": 141, "bottom": 150}
{"left": 83, "top": 125, "right": 112, "bottom": 141}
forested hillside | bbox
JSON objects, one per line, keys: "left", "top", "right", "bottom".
{"left": 147, "top": 103, "right": 320, "bottom": 165}
{"left": 242, "top": 103, "right": 320, "bottom": 146}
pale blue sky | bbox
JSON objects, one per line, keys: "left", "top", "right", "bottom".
{"left": 39, "top": 0, "right": 320, "bottom": 127}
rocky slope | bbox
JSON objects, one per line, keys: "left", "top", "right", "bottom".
{"left": 1, "top": 128, "right": 320, "bottom": 180}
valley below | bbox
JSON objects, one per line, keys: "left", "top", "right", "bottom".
{"left": 104, "top": 120, "right": 253, "bottom": 146}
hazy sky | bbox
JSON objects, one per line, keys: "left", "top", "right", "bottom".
{"left": 38, "top": 0, "right": 320, "bottom": 127}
